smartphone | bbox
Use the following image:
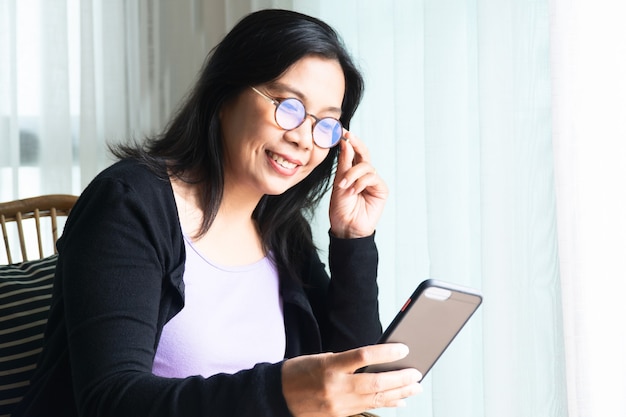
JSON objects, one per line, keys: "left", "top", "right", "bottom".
{"left": 360, "top": 279, "right": 482, "bottom": 379}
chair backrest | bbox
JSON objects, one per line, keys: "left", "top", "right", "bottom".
{"left": 0, "top": 194, "right": 78, "bottom": 264}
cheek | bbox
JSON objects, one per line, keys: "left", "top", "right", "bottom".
{"left": 307, "top": 148, "right": 332, "bottom": 176}
{"left": 221, "top": 96, "right": 265, "bottom": 143}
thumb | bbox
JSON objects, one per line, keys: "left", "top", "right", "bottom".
{"left": 330, "top": 343, "right": 410, "bottom": 373}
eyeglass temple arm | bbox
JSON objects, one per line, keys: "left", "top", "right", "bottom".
{"left": 250, "top": 86, "right": 279, "bottom": 105}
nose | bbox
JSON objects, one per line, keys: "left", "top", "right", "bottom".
{"left": 283, "top": 115, "right": 315, "bottom": 150}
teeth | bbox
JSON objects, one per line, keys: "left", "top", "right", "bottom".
{"left": 269, "top": 152, "right": 297, "bottom": 169}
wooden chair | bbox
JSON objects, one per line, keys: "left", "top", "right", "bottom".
{"left": 0, "top": 194, "right": 78, "bottom": 264}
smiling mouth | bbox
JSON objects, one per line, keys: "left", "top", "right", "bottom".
{"left": 267, "top": 151, "right": 298, "bottom": 170}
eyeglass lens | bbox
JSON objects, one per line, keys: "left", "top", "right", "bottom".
{"left": 275, "top": 98, "right": 343, "bottom": 148}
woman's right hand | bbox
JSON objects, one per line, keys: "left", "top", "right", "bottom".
{"left": 281, "top": 343, "right": 422, "bottom": 417}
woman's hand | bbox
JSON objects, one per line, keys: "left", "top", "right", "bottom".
{"left": 329, "top": 131, "right": 389, "bottom": 239}
{"left": 281, "top": 344, "right": 422, "bottom": 417}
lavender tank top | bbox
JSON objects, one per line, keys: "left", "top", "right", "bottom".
{"left": 152, "top": 235, "right": 286, "bottom": 378}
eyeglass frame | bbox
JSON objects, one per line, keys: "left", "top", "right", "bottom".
{"left": 250, "top": 86, "right": 346, "bottom": 148}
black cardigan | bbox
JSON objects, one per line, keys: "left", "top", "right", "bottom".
{"left": 13, "top": 159, "right": 382, "bottom": 417}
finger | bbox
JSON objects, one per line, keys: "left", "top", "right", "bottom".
{"left": 343, "top": 166, "right": 382, "bottom": 194}
{"left": 352, "top": 368, "right": 422, "bottom": 395}
{"left": 343, "top": 131, "right": 371, "bottom": 165}
{"left": 339, "top": 162, "right": 382, "bottom": 192}
{"left": 329, "top": 344, "right": 410, "bottom": 373}
{"left": 365, "top": 381, "right": 423, "bottom": 409}
{"left": 335, "top": 132, "right": 377, "bottom": 190}
{"left": 336, "top": 131, "right": 356, "bottom": 179}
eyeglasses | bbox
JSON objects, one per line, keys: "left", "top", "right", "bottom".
{"left": 251, "top": 86, "right": 344, "bottom": 148}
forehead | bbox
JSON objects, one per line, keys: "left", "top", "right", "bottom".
{"left": 269, "top": 56, "right": 345, "bottom": 114}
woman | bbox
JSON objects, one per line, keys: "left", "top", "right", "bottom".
{"left": 13, "top": 9, "right": 421, "bottom": 417}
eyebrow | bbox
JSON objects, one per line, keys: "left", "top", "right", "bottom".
{"left": 267, "top": 81, "right": 343, "bottom": 116}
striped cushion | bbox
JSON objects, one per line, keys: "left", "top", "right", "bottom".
{"left": 0, "top": 255, "right": 57, "bottom": 417}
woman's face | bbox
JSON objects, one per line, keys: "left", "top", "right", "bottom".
{"left": 220, "top": 55, "right": 345, "bottom": 198}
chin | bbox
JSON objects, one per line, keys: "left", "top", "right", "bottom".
{"left": 264, "top": 188, "right": 290, "bottom": 196}
{"left": 263, "top": 181, "right": 301, "bottom": 196}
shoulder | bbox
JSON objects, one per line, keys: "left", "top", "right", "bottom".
{"left": 59, "top": 158, "right": 184, "bottom": 265}
{"left": 64, "top": 159, "right": 180, "bottom": 241}
{"left": 83, "top": 159, "right": 175, "bottom": 213}
{"left": 95, "top": 158, "right": 169, "bottom": 191}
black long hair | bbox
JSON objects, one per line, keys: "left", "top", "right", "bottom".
{"left": 112, "top": 9, "right": 364, "bottom": 280}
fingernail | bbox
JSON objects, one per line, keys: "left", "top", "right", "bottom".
{"left": 397, "top": 400, "right": 407, "bottom": 408}
{"left": 394, "top": 343, "right": 409, "bottom": 356}
{"left": 414, "top": 370, "right": 423, "bottom": 381}
{"left": 339, "top": 178, "right": 347, "bottom": 188}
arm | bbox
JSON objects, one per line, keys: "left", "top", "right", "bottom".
{"left": 279, "top": 135, "right": 423, "bottom": 417}
{"left": 312, "top": 131, "right": 388, "bottom": 351}
{"left": 304, "top": 233, "right": 382, "bottom": 353}
{"left": 58, "top": 172, "right": 293, "bottom": 417}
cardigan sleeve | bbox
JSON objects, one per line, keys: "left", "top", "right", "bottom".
{"left": 15, "top": 162, "right": 294, "bottom": 417}
{"left": 304, "top": 233, "right": 383, "bottom": 353}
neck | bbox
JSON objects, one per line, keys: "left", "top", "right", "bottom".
{"left": 219, "top": 182, "right": 262, "bottom": 224}
{"left": 171, "top": 175, "right": 263, "bottom": 231}
{"left": 170, "top": 176, "right": 266, "bottom": 265}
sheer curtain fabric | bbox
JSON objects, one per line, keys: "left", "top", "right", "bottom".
{"left": 304, "top": 1, "right": 567, "bottom": 416}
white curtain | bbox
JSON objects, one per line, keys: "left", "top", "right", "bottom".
{"left": 551, "top": 1, "right": 626, "bottom": 416}
{"left": 0, "top": 0, "right": 217, "bottom": 201}
{"left": 2, "top": 0, "right": 126, "bottom": 199}
{"left": 2, "top": 0, "right": 624, "bottom": 416}
{"left": 304, "top": 1, "right": 567, "bottom": 416}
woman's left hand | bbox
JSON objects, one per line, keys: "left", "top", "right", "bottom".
{"left": 329, "top": 131, "right": 389, "bottom": 239}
